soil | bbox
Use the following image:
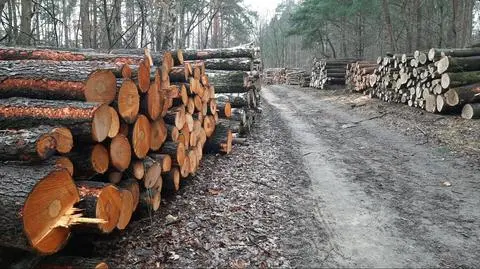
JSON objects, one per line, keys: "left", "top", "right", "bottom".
{"left": 20, "top": 84, "right": 480, "bottom": 268}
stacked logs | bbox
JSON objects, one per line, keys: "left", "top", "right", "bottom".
{"left": 350, "top": 48, "right": 480, "bottom": 120}
{"left": 263, "top": 68, "right": 286, "bottom": 85}
{"left": 310, "top": 58, "right": 359, "bottom": 89}
{"left": 285, "top": 69, "right": 310, "bottom": 87}
{"left": 0, "top": 46, "right": 237, "bottom": 259}
{"left": 345, "top": 61, "right": 378, "bottom": 92}
{"left": 182, "top": 46, "right": 261, "bottom": 137}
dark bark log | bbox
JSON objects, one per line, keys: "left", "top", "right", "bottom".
{"left": 117, "top": 178, "right": 140, "bottom": 211}
{"left": 428, "top": 47, "right": 480, "bottom": 61}
{"left": 461, "top": 103, "right": 480, "bottom": 119}
{"left": 444, "top": 83, "right": 480, "bottom": 106}
{"left": 0, "top": 98, "right": 113, "bottom": 142}
{"left": 436, "top": 56, "right": 480, "bottom": 74}
{"left": 441, "top": 71, "right": 480, "bottom": 89}
{"left": 187, "top": 58, "right": 252, "bottom": 71}
{"left": 182, "top": 47, "right": 255, "bottom": 60}
{"left": 204, "top": 119, "right": 232, "bottom": 154}
{"left": 0, "top": 165, "right": 78, "bottom": 254}
{"left": 69, "top": 144, "right": 110, "bottom": 180}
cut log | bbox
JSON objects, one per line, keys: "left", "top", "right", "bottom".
{"left": 182, "top": 47, "right": 255, "bottom": 60}
{"left": 69, "top": 144, "right": 109, "bottom": 179}
{"left": 0, "top": 47, "right": 144, "bottom": 64}
{"left": 117, "top": 80, "right": 140, "bottom": 124}
{"left": 117, "top": 189, "right": 134, "bottom": 230}
{"left": 461, "top": 103, "right": 480, "bottom": 119}
{"left": 150, "top": 118, "right": 167, "bottom": 151}
{"left": 187, "top": 58, "right": 252, "bottom": 71}
{"left": 0, "top": 126, "right": 58, "bottom": 161}
{"left": 161, "top": 141, "right": 186, "bottom": 166}
{"left": 203, "top": 115, "right": 216, "bottom": 137}
{"left": 108, "top": 170, "right": 123, "bottom": 184}
{"left": 109, "top": 134, "right": 131, "bottom": 172}
{"left": 0, "top": 61, "right": 118, "bottom": 104}
{"left": 162, "top": 167, "right": 180, "bottom": 193}
{"left": 204, "top": 120, "right": 232, "bottom": 154}
{"left": 444, "top": 83, "right": 480, "bottom": 106}
{"left": 107, "top": 107, "right": 120, "bottom": 139}
{"left": 428, "top": 47, "right": 480, "bottom": 61}
{"left": 53, "top": 156, "right": 75, "bottom": 176}
{"left": 436, "top": 56, "right": 480, "bottom": 75}
{"left": 117, "top": 178, "right": 140, "bottom": 210}
{"left": 141, "top": 157, "right": 162, "bottom": 189}
{"left": 0, "top": 165, "right": 85, "bottom": 254}
{"left": 76, "top": 181, "right": 122, "bottom": 233}
{"left": 440, "top": 71, "right": 480, "bottom": 89}
{"left": 206, "top": 70, "right": 247, "bottom": 93}
{"left": 150, "top": 153, "right": 172, "bottom": 172}
{"left": 139, "top": 188, "right": 161, "bottom": 212}
{"left": 0, "top": 98, "right": 113, "bottom": 142}
{"left": 217, "top": 101, "right": 232, "bottom": 118}
{"left": 164, "top": 106, "right": 186, "bottom": 129}
{"left": 141, "top": 83, "right": 161, "bottom": 121}
{"left": 168, "top": 65, "right": 189, "bottom": 82}
{"left": 131, "top": 115, "right": 152, "bottom": 159}
{"left": 36, "top": 256, "right": 110, "bottom": 269}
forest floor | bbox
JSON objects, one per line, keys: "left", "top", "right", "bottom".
{"left": 80, "top": 85, "right": 478, "bottom": 268}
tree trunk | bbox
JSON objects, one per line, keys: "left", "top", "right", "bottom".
{"left": 461, "top": 103, "right": 480, "bottom": 119}
{"left": 17, "top": 0, "right": 33, "bottom": 45}
{"left": 444, "top": 83, "right": 480, "bottom": 106}
{"left": 382, "top": 0, "right": 395, "bottom": 52}
{"left": 80, "top": 0, "right": 92, "bottom": 48}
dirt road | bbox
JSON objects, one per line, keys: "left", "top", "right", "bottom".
{"left": 262, "top": 85, "right": 480, "bottom": 268}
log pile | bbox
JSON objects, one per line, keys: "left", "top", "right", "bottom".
{"left": 263, "top": 68, "right": 286, "bottom": 85}
{"left": 347, "top": 47, "right": 480, "bottom": 120}
{"left": 285, "top": 69, "right": 310, "bottom": 87}
{"left": 310, "top": 57, "right": 358, "bottom": 89}
{"left": 0, "top": 45, "right": 251, "bottom": 261}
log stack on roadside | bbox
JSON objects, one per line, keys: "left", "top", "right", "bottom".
{"left": 263, "top": 68, "right": 286, "bottom": 85}
{"left": 347, "top": 47, "right": 480, "bottom": 120}
{"left": 0, "top": 45, "right": 245, "bottom": 259}
{"left": 181, "top": 45, "right": 261, "bottom": 138}
{"left": 285, "top": 68, "right": 310, "bottom": 87}
{"left": 345, "top": 61, "right": 378, "bottom": 92}
{"left": 310, "top": 57, "right": 358, "bottom": 89}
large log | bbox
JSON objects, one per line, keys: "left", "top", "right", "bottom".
{"left": 206, "top": 70, "right": 247, "bottom": 93}
{"left": 436, "top": 56, "right": 480, "bottom": 75}
{"left": 204, "top": 120, "right": 232, "bottom": 154}
{"left": 0, "top": 47, "right": 144, "bottom": 64}
{"left": 0, "top": 126, "right": 61, "bottom": 161}
{"left": 117, "top": 178, "right": 140, "bottom": 210}
{"left": 131, "top": 114, "right": 152, "bottom": 159}
{"left": 117, "top": 80, "right": 140, "bottom": 124}
{"left": 428, "top": 47, "right": 480, "bottom": 61}
{"left": 0, "top": 60, "right": 119, "bottom": 104}
{"left": 76, "top": 181, "right": 122, "bottom": 233}
{"left": 0, "top": 165, "right": 93, "bottom": 254}
{"left": 187, "top": 58, "right": 252, "bottom": 71}
{"left": 69, "top": 144, "right": 110, "bottom": 179}
{"left": 461, "top": 103, "right": 480, "bottom": 119}
{"left": 440, "top": 71, "right": 480, "bottom": 89}
{"left": 444, "top": 83, "right": 480, "bottom": 106}
{"left": 182, "top": 47, "right": 255, "bottom": 60}
{"left": 0, "top": 97, "right": 113, "bottom": 142}
{"left": 109, "top": 134, "right": 131, "bottom": 172}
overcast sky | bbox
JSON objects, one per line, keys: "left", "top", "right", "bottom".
{"left": 243, "top": 0, "right": 285, "bottom": 20}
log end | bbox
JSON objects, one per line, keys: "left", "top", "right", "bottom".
{"left": 51, "top": 127, "right": 73, "bottom": 154}
{"left": 92, "top": 144, "right": 110, "bottom": 174}
{"left": 110, "top": 134, "right": 131, "bottom": 172}
{"left": 92, "top": 104, "right": 113, "bottom": 143}
{"left": 36, "top": 134, "right": 57, "bottom": 160}
{"left": 118, "top": 80, "right": 140, "bottom": 124}
{"left": 117, "top": 189, "right": 134, "bottom": 230}
{"left": 132, "top": 115, "right": 152, "bottom": 159}
{"left": 85, "top": 70, "right": 117, "bottom": 104}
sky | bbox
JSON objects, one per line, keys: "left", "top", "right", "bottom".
{"left": 243, "top": 0, "right": 285, "bottom": 20}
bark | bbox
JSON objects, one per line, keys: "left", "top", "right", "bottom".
{"left": 187, "top": 58, "right": 252, "bottom": 71}
{"left": 444, "top": 83, "right": 480, "bottom": 106}
{"left": 428, "top": 48, "right": 480, "bottom": 61}
{"left": 204, "top": 119, "right": 232, "bottom": 154}
{"left": 80, "top": 0, "right": 92, "bottom": 48}
{"left": 436, "top": 56, "right": 480, "bottom": 74}
{"left": 182, "top": 47, "right": 256, "bottom": 60}
{"left": 461, "top": 103, "right": 480, "bottom": 119}
{"left": 441, "top": 71, "right": 480, "bottom": 89}
{"left": 17, "top": 0, "right": 33, "bottom": 45}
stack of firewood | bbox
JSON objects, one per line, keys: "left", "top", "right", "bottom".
{"left": 285, "top": 68, "right": 310, "bottom": 87}
{"left": 263, "top": 68, "right": 286, "bottom": 85}
{"left": 351, "top": 48, "right": 480, "bottom": 119}
{"left": 0, "top": 46, "right": 243, "bottom": 259}
{"left": 310, "top": 58, "right": 358, "bottom": 89}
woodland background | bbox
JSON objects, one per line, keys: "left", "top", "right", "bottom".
{"left": 1, "top": 0, "right": 479, "bottom": 69}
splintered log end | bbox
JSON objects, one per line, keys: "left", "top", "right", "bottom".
{"left": 36, "top": 134, "right": 57, "bottom": 160}
{"left": 132, "top": 115, "right": 152, "bottom": 159}
{"left": 141, "top": 188, "right": 161, "bottom": 211}
{"left": 117, "top": 189, "right": 134, "bottom": 230}
{"left": 138, "top": 60, "right": 151, "bottom": 93}
{"left": 163, "top": 51, "right": 174, "bottom": 72}
{"left": 118, "top": 80, "right": 140, "bottom": 124}
{"left": 91, "top": 104, "right": 113, "bottom": 142}
{"left": 150, "top": 118, "right": 167, "bottom": 151}
{"left": 51, "top": 127, "right": 73, "bottom": 154}
{"left": 91, "top": 144, "right": 110, "bottom": 174}
{"left": 23, "top": 169, "right": 80, "bottom": 255}
{"left": 185, "top": 113, "right": 194, "bottom": 132}
{"left": 110, "top": 134, "right": 131, "bottom": 172}
{"left": 179, "top": 156, "right": 190, "bottom": 178}
{"left": 107, "top": 107, "right": 120, "bottom": 138}
{"left": 85, "top": 70, "right": 117, "bottom": 104}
